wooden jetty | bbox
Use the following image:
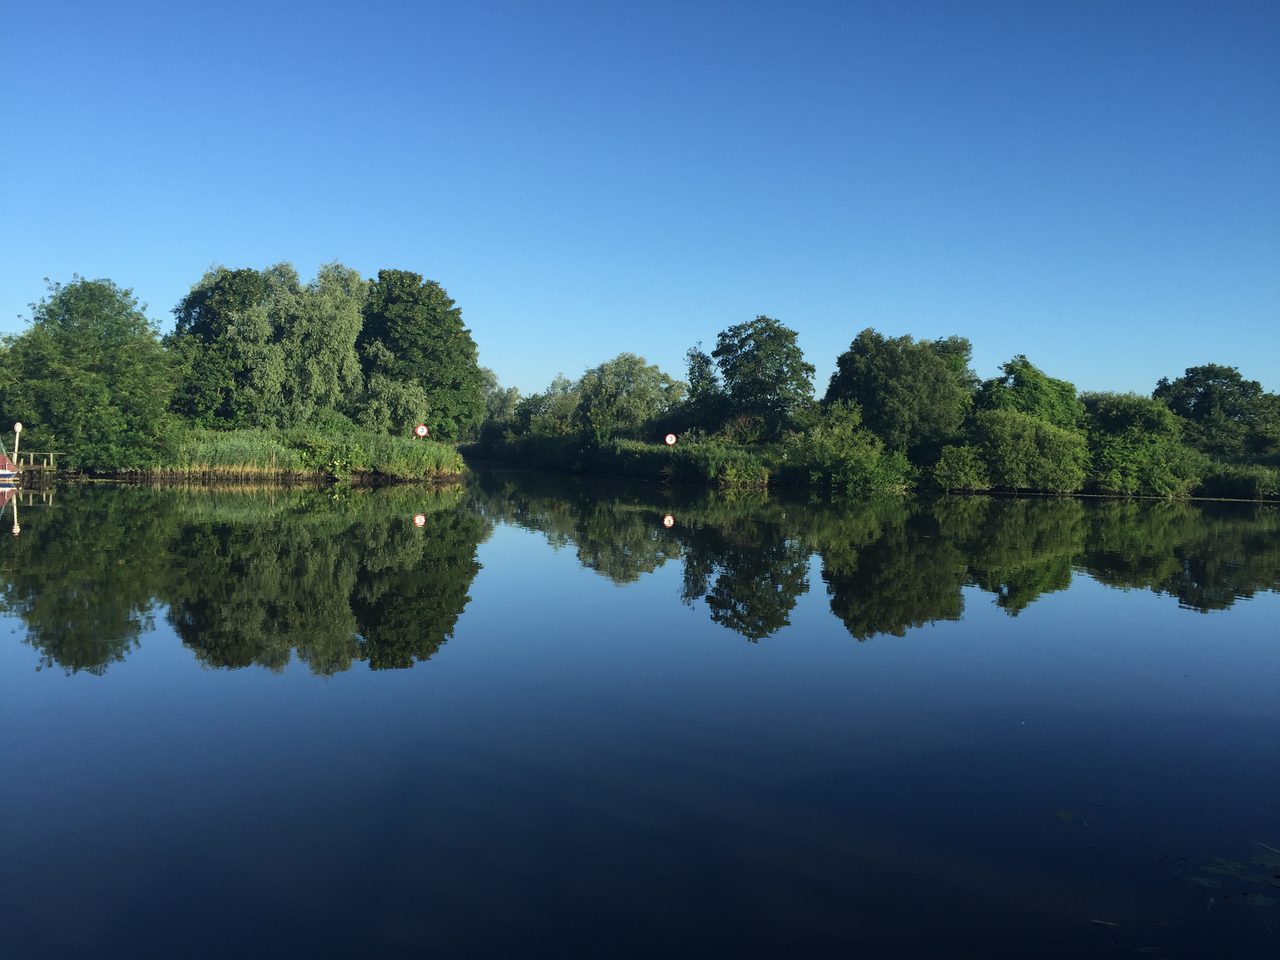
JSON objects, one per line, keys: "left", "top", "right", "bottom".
{"left": 14, "top": 452, "right": 61, "bottom": 484}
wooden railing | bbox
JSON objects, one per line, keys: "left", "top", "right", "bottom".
{"left": 15, "top": 452, "right": 61, "bottom": 470}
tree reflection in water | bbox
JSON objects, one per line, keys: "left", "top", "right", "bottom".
{"left": 2, "top": 475, "right": 1277, "bottom": 674}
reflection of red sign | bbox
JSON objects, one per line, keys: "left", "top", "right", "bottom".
{"left": 664, "top": 434, "right": 677, "bottom": 446}
{"left": 413, "top": 514, "right": 426, "bottom": 527}
{"left": 662, "top": 514, "right": 675, "bottom": 528}
{"left": 414, "top": 424, "right": 429, "bottom": 438}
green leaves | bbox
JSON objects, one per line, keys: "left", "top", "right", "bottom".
{"left": 356, "top": 270, "right": 484, "bottom": 440}
{"left": 976, "top": 355, "right": 1085, "bottom": 431}
{"left": 711, "top": 316, "right": 815, "bottom": 437}
{"left": 0, "top": 278, "right": 178, "bottom": 472}
{"left": 825, "top": 328, "right": 975, "bottom": 462}
{"left": 1082, "top": 392, "right": 1205, "bottom": 497}
{"left": 1154, "top": 364, "right": 1279, "bottom": 465}
{"left": 974, "top": 409, "right": 1089, "bottom": 493}
{"left": 575, "top": 353, "right": 685, "bottom": 446}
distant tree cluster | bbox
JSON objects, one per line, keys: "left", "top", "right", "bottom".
{"left": 485, "top": 316, "right": 1280, "bottom": 499}
{"left": 3, "top": 267, "right": 1277, "bottom": 498}
{"left": 0, "top": 267, "right": 486, "bottom": 469}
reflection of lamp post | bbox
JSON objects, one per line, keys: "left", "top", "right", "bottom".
{"left": 11, "top": 496, "right": 18, "bottom": 537}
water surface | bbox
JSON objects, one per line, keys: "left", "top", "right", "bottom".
{"left": 2, "top": 474, "right": 1278, "bottom": 957}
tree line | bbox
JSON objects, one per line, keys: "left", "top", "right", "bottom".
{"left": 484, "top": 316, "right": 1280, "bottom": 498}
{"left": 2, "top": 268, "right": 1277, "bottom": 497}
{"left": 0, "top": 266, "right": 486, "bottom": 471}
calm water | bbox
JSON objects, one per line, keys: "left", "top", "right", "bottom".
{"left": 2, "top": 472, "right": 1278, "bottom": 958}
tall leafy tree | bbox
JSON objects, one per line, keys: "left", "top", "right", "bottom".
{"left": 824, "top": 328, "right": 976, "bottom": 462}
{"left": 711, "top": 315, "right": 815, "bottom": 436}
{"left": 0, "top": 278, "right": 177, "bottom": 471}
{"left": 514, "top": 374, "right": 580, "bottom": 438}
{"left": 575, "top": 353, "right": 685, "bottom": 445}
{"left": 976, "top": 355, "right": 1084, "bottom": 430}
{"left": 356, "top": 270, "right": 484, "bottom": 440}
{"left": 168, "top": 265, "right": 297, "bottom": 428}
{"left": 1082, "top": 392, "right": 1204, "bottom": 496}
{"left": 680, "top": 342, "right": 728, "bottom": 432}
{"left": 1153, "top": 364, "right": 1276, "bottom": 463}
{"left": 279, "top": 263, "right": 366, "bottom": 426}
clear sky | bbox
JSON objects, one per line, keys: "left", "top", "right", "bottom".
{"left": 2, "top": 0, "right": 1277, "bottom": 396}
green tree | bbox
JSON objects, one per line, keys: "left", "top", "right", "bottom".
{"left": 168, "top": 265, "right": 298, "bottom": 428}
{"left": 356, "top": 270, "right": 484, "bottom": 440}
{"left": 514, "top": 374, "right": 580, "bottom": 438}
{"left": 0, "top": 278, "right": 178, "bottom": 471}
{"left": 278, "top": 263, "right": 366, "bottom": 426}
{"left": 575, "top": 353, "right": 685, "bottom": 445}
{"left": 711, "top": 316, "right": 815, "bottom": 436}
{"left": 824, "top": 328, "right": 976, "bottom": 462}
{"left": 680, "top": 342, "right": 728, "bottom": 432}
{"left": 782, "top": 400, "right": 911, "bottom": 495}
{"left": 480, "top": 367, "right": 520, "bottom": 423}
{"left": 476, "top": 367, "right": 521, "bottom": 443}
{"left": 973, "top": 408, "right": 1088, "bottom": 493}
{"left": 1082, "top": 392, "right": 1204, "bottom": 496}
{"left": 976, "top": 355, "right": 1084, "bottom": 430}
{"left": 932, "top": 444, "right": 991, "bottom": 491}
{"left": 1153, "top": 364, "right": 1275, "bottom": 463}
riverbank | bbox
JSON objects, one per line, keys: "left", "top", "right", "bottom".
{"left": 49, "top": 428, "right": 468, "bottom": 484}
{"left": 467, "top": 436, "right": 1280, "bottom": 501}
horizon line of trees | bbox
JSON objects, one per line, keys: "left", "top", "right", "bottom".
{"left": 486, "top": 317, "right": 1280, "bottom": 498}
{"left": 0, "top": 266, "right": 488, "bottom": 470}
{"left": 1, "top": 269, "right": 1277, "bottom": 497}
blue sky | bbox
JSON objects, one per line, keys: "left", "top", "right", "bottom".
{"left": 2, "top": 0, "right": 1277, "bottom": 395}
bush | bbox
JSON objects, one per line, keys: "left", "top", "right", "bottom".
{"left": 1088, "top": 434, "right": 1205, "bottom": 497}
{"left": 933, "top": 444, "right": 991, "bottom": 491}
{"left": 1083, "top": 392, "right": 1204, "bottom": 497}
{"left": 782, "top": 401, "right": 910, "bottom": 495}
{"left": 605, "top": 439, "right": 770, "bottom": 488}
{"left": 1195, "top": 464, "right": 1280, "bottom": 500}
{"left": 974, "top": 409, "right": 1088, "bottom": 493}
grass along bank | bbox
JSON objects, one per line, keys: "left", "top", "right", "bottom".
{"left": 135, "top": 428, "right": 465, "bottom": 483}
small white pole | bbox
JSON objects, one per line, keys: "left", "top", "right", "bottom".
{"left": 12, "top": 422, "right": 21, "bottom": 464}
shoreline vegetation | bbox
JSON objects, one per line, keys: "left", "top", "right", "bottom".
{"left": 138, "top": 428, "right": 464, "bottom": 484}
{"left": 1, "top": 268, "right": 1277, "bottom": 500}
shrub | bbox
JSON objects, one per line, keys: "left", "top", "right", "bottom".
{"left": 1195, "top": 464, "right": 1280, "bottom": 500}
{"left": 933, "top": 444, "right": 991, "bottom": 491}
{"left": 782, "top": 401, "right": 910, "bottom": 495}
{"left": 974, "top": 409, "right": 1088, "bottom": 493}
{"left": 1083, "top": 392, "right": 1204, "bottom": 497}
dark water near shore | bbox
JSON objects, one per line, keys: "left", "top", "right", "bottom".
{"left": 2, "top": 472, "right": 1278, "bottom": 958}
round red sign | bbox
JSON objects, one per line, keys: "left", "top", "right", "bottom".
{"left": 413, "top": 514, "right": 426, "bottom": 527}
{"left": 662, "top": 514, "right": 675, "bottom": 528}
{"left": 664, "top": 433, "right": 677, "bottom": 446}
{"left": 414, "top": 424, "right": 429, "bottom": 438}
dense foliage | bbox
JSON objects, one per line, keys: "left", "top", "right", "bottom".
{"left": 2, "top": 265, "right": 484, "bottom": 477}
{"left": 0, "top": 279, "right": 178, "bottom": 470}
{"left": 824, "top": 329, "right": 975, "bottom": 461}
{"left": 357, "top": 270, "right": 484, "bottom": 439}
{"left": 4, "top": 266, "right": 1278, "bottom": 499}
